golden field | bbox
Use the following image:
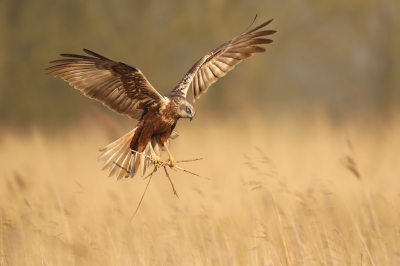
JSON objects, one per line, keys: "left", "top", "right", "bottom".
{"left": 1, "top": 112, "right": 399, "bottom": 266}
{"left": 1, "top": 0, "right": 400, "bottom": 265}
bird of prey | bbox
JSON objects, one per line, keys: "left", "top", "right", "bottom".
{"left": 46, "top": 19, "right": 276, "bottom": 180}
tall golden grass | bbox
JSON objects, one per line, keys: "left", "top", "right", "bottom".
{"left": 1, "top": 113, "right": 399, "bottom": 265}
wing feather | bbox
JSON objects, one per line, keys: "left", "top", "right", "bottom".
{"left": 198, "top": 68, "right": 206, "bottom": 93}
{"left": 169, "top": 19, "right": 276, "bottom": 101}
{"left": 216, "top": 57, "right": 241, "bottom": 66}
{"left": 202, "top": 67, "right": 218, "bottom": 91}
{"left": 193, "top": 74, "right": 201, "bottom": 99}
{"left": 208, "top": 63, "right": 225, "bottom": 78}
{"left": 227, "top": 45, "right": 266, "bottom": 54}
{"left": 213, "top": 60, "right": 234, "bottom": 73}
{"left": 91, "top": 79, "right": 120, "bottom": 99}
{"left": 46, "top": 49, "right": 165, "bottom": 120}
{"left": 221, "top": 52, "right": 253, "bottom": 60}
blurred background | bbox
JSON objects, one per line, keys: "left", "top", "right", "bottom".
{"left": 1, "top": 0, "right": 400, "bottom": 265}
{"left": 1, "top": 0, "right": 399, "bottom": 128}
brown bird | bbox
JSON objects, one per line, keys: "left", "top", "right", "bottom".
{"left": 46, "top": 19, "right": 276, "bottom": 180}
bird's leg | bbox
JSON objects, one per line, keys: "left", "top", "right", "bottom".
{"left": 164, "top": 143, "right": 175, "bottom": 169}
{"left": 148, "top": 142, "right": 160, "bottom": 165}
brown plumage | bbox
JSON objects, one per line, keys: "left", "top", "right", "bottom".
{"left": 46, "top": 19, "right": 276, "bottom": 180}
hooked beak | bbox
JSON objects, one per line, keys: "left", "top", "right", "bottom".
{"left": 190, "top": 113, "right": 195, "bottom": 121}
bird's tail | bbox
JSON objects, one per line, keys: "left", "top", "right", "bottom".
{"left": 97, "top": 128, "right": 179, "bottom": 180}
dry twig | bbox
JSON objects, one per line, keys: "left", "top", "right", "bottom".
{"left": 126, "top": 150, "right": 206, "bottom": 223}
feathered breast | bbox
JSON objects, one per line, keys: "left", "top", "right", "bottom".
{"left": 160, "top": 97, "right": 181, "bottom": 124}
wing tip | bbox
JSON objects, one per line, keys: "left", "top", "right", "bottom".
{"left": 265, "top": 18, "right": 274, "bottom": 25}
{"left": 44, "top": 68, "right": 58, "bottom": 75}
{"left": 83, "top": 48, "right": 108, "bottom": 60}
{"left": 59, "top": 53, "right": 75, "bottom": 57}
{"left": 44, "top": 64, "right": 59, "bottom": 71}
{"left": 246, "top": 18, "right": 275, "bottom": 34}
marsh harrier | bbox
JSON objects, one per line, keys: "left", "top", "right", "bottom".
{"left": 46, "top": 19, "right": 276, "bottom": 180}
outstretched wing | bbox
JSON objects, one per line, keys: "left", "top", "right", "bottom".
{"left": 169, "top": 19, "right": 276, "bottom": 102}
{"left": 46, "top": 49, "right": 165, "bottom": 120}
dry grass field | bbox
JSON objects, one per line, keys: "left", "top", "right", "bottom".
{"left": 1, "top": 0, "right": 399, "bottom": 265}
{"left": 1, "top": 113, "right": 399, "bottom": 266}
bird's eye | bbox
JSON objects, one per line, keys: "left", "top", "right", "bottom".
{"left": 186, "top": 107, "right": 191, "bottom": 113}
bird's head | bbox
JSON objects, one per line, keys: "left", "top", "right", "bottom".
{"left": 178, "top": 101, "right": 195, "bottom": 121}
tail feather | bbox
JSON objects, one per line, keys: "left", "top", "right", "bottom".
{"left": 109, "top": 147, "right": 130, "bottom": 178}
{"left": 153, "top": 139, "right": 160, "bottom": 155}
{"left": 98, "top": 129, "right": 136, "bottom": 152}
{"left": 97, "top": 129, "right": 180, "bottom": 180}
{"left": 129, "top": 152, "right": 138, "bottom": 178}
{"left": 115, "top": 148, "right": 131, "bottom": 180}
{"left": 134, "top": 150, "right": 142, "bottom": 175}
{"left": 107, "top": 143, "right": 130, "bottom": 175}
{"left": 97, "top": 144, "right": 121, "bottom": 162}
{"left": 101, "top": 141, "right": 129, "bottom": 171}
{"left": 140, "top": 144, "right": 147, "bottom": 177}
{"left": 97, "top": 128, "right": 136, "bottom": 180}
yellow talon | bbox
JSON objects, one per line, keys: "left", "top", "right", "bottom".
{"left": 149, "top": 142, "right": 161, "bottom": 165}
{"left": 164, "top": 143, "right": 175, "bottom": 169}
{"left": 154, "top": 155, "right": 161, "bottom": 165}
{"left": 166, "top": 159, "right": 176, "bottom": 169}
